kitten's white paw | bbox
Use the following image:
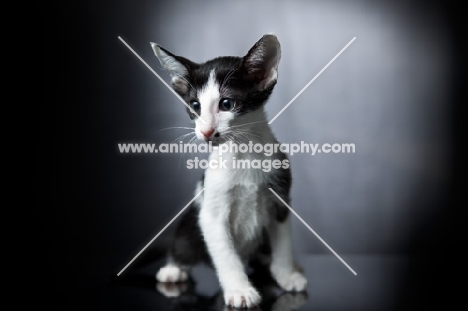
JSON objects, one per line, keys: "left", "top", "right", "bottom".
{"left": 275, "top": 271, "right": 308, "bottom": 292}
{"left": 223, "top": 286, "right": 261, "bottom": 308}
{"left": 156, "top": 282, "right": 188, "bottom": 297}
{"left": 156, "top": 265, "right": 188, "bottom": 283}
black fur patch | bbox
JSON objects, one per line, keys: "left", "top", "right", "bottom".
{"left": 170, "top": 202, "right": 211, "bottom": 266}
{"left": 170, "top": 173, "right": 211, "bottom": 266}
{"left": 267, "top": 152, "right": 292, "bottom": 223}
{"left": 165, "top": 55, "right": 277, "bottom": 120}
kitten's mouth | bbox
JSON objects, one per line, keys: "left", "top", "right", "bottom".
{"left": 202, "top": 132, "right": 221, "bottom": 145}
{"left": 204, "top": 137, "right": 221, "bottom": 146}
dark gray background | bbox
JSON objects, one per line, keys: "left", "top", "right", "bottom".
{"left": 36, "top": 0, "right": 463, "bottom": 309}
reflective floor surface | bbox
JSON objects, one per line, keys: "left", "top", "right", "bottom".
{"left": 100, "top": 254, "right": 411, "bottom": 310}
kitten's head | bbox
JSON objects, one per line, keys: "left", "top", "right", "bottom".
{"left": 151, "top": 34, "right": 281, "bottom": 144}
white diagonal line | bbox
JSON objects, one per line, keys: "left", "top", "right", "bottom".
{"left": 117, "top": 188, "right": 205, "bottom": 276}
{"left": 117, "top": 36, "right": 206, "bottom": 124}
{"left": 268, "top": 188, "right": 357, "bottom": 275}
{"left": 268, "top": 37, "right": 356, "bottom": 124}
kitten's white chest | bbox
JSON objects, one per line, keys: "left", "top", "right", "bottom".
{"left": 202, "top": 154, "right": 272, "bottom": 252}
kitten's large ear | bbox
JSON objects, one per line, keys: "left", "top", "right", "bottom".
{"left": 242, "top": 34, "right": 281, "bottom": 89}
{"left": 150, "top": 43, "right": 195, "bottom": 93}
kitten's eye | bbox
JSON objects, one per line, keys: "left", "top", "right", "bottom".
{"left": 190, "top": 101, "right": 201, "bottom": 113}
{"left": 219, "top": 98, "right": 236, "bottom": 111}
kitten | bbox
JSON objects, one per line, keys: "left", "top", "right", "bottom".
{"left": 151, "top": 34, "right": 307, "bottom": 308}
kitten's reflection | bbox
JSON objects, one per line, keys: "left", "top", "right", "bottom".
{"left": 155, "top": 264, "right": 308, "bottom": 311}
{"left": 156, "top": 281, "right": 307, "bottom": 311}
{"left": 114, "top": 244, "right": 308, "bottom": 310}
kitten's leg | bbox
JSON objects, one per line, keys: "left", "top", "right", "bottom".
{"left": 268, "top": 214, "right": 308, "bottom": 292}
{"left": 156, "top": 204, "right": 207, "bottom": 283}
{"left": 199, "top": 204, "right": 261, "bottom": 308}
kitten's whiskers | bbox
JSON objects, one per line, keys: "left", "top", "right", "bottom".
{"left": 171, "top": 132, "right": 196, "bottom": 144}
{"left": 158, "top": 126, "right": 195, "bottom": 133}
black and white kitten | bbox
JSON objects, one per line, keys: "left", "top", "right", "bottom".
{"left": 151, "top": 34, "right": 307, "bottom": 308}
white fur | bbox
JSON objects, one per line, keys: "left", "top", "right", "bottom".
{"left": 158, "top": 105, "right": 307, "bottom": 307}
{"left": 195, "top": 70, "right": 235, "bottom": 140}
{"left": 197, "top": 108, "right": 305, "bottom": 307}
{"left": 196, "top": 70, "right": 219, "bottom": 138}
{"left": 268, "top": 216, "right": 307, "bottom": 291}
{"left": 156, "top": 263, "right": 188, "bottom": 283}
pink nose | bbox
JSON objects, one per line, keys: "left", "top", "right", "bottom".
{"left": 201, "top": 128, "right": 215, "bottom": 139}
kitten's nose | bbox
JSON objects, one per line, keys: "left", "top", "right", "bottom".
{"left": 201, "top": 128, "right": 215, "bottom": 139}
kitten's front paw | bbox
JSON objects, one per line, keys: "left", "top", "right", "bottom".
{"left": 156, "top": 282, "right": 188, "bottom": 297}
{"left": 224, "top": 286, "right": 261, "bottom": 308}
{"left": 156, "top": 265, "right": 188, "bottom": 283}
{"left": 275, "top": 271, "right": 308, "bottom": 292}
